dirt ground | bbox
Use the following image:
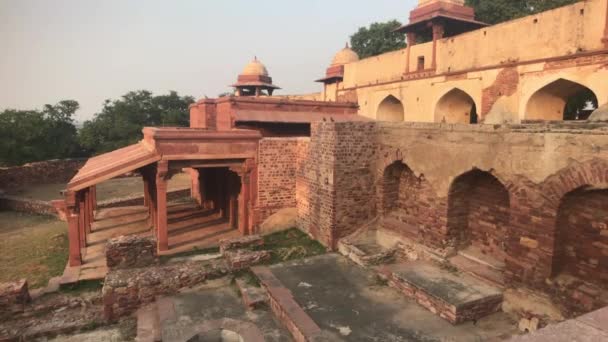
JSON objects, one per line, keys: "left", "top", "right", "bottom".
{"left": 0, "top": 211, "right": 68, "bottom": 288}
{"left": 8, "top": 173, "right": 191, "bottom": 202}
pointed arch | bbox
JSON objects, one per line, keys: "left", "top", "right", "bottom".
{"left": 525, "top": 78, "right": 598, "bottom": 121}
{"left": 377, "top": 95, "right": 405, "bottom": 122}
{"left": 434, "top": 88, "right": 478, "bottom": 124}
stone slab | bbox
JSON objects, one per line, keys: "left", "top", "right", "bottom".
{"left": 389, "top": 261, "right": 502, "bottom": 307}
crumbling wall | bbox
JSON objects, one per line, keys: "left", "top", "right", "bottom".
{"left": 105, "top": 236, "right": 157, "bottom": 270}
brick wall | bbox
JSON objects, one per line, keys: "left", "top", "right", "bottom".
{"left": 448, "top": 170, "right": 510, "bottom": 260}
{"left": 553, "top": 188, "right": 608, "bottom": 285}
{"left": 381, "top": 161, "right": 447, "bottom": 247}
{"left": 295, "top": 125, "right": 337, "bottom": 247}
{"left": 0, "top": 159, "right": 84, "bottom": 191}
{"left": 256, "top": 138, "right": 299, "bottom": 224}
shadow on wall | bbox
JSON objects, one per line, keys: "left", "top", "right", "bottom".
{"left": 435, "top": 88, "right": 478, "bottom": 124}
{"left": 377, "top": 95, "right": 405, "bottom": 122}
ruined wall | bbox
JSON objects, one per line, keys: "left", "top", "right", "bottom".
{"left": 255, "top": 138, "right": 298, "bottom": 224}
{"left": 295, "top": 127, "right": 336, "bottom": 246}
{"left": 299, "top": 121, "right": 608, "bottom": 303}
{"left": 0, "top": 159, "right": 84, "bottom": 191}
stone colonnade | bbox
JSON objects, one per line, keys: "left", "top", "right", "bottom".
{"left": 64, "top": 158, "right": 256, "bottom": 267}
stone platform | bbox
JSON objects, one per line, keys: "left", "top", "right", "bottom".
{"left": 380, "top": 261, "right": 504, "bottom": 324}
{"left": 255, "top": 254, "right": 516, "bottom": 341}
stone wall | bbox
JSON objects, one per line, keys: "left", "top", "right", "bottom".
{"left": 102, "top": 260, "right": 229, "bottom": 321}
{"left": 106, "top": 236, "right": 157, "bottom": 270}
{"left": 297, "top": 121, "right": 608, "bottom": 316}
{"left": 295, "top": 126, "right": 337, "bottom": 247}
{"left": 0, "top": 159, "right": 84, "bottom": 191}
{"left": 256, "top": 138, "right": 299, "bottom": 224}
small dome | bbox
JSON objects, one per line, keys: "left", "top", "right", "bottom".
{"left": 241, "top": 57, "right": 269, "bottom": 76}
{"left": 331, "top": 44, "right": 360, "bottom": 66}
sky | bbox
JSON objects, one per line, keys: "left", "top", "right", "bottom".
{"left": 0, "top": 0, "right": 417, "bottom": 122}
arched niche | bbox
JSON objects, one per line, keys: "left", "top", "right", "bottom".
{"left": 435, "top": 88, "right": 478, "bottom": 124}
{"left": 525, "top": 79, "right": 598, "bottom": 121}
{"left": 377, "top": 95, "right": 405, "bottom": 122}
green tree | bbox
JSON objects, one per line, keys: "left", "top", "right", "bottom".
{"left": 465, "top": 0, "right": 579, "bottom": 25}
{"left": 350, "top": 20, "right": 405, "bottom": 59}
{"left": 78, "top": 90, "right": 194, "bottom": 154}
{"left": 0, "top": 100, "right": 81, "bottom": 166}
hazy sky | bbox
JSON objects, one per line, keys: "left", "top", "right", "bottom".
{"left": 0, "top": 0, "right": 416, "bottom": 122}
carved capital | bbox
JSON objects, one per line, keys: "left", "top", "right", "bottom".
{"left": 156, "top": 160, "right": 169, "bottom": 183}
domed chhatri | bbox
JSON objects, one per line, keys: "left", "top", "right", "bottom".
{"left": 330, "top": 43, "right": 360, "bottom": 67}
{"left": 241, "top": 57, "right": 269, "bottom": 77}
{"left": 316, "top": 43, "right": 359, "bottom": 85}
{"left": 231, "top": 57, "right": 280, "bottom": 97}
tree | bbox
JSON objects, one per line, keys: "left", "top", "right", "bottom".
{"left": 78, "top": 90, "right": 194, "bottom": 154}
{"left": 350, "top": 20, "right": 405, "bottom": 59}
{"left": 465, "top": 0, "right": 579, "bottom": 25}
{"left": 0, "top": 100, "right": 81, "bottom": 166}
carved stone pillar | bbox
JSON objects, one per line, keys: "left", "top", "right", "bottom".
{"left": 156, "top": 161, "right": 169, "bottom": 252}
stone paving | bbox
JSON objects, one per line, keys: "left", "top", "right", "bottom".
{"left": 263, "top": 254, "right": 518, "bottom": 341}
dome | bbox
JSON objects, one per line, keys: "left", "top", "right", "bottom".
{"left": 331, "top": 44, "right": 360, "bottom": 66}
{"left": 241, "top": 57, "right": 269, "bottom": 77}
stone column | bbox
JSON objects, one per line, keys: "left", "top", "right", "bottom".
{"left": 238, "top": 171, "right": 250, "bottom": 235}
{"left": 431, "top": 22, "right": 444, "bottom": 70}
{"left": 229, "top": 175, "right": 238, "bottom": 229}
{"left": 405, "top": 32, "right": 416, "bottom": 73}
{"left": 65, "top": 191, "right": 82, "bottom": 266}
{"left": 78, "top": 191, "right": 86, "bottom": 247}
{"left": 156, "top": 161, "right": 169, "bottom": 252}
{"left": 91, "top": 185, "right": 97, "bottom": 211}
{"left": 143, "top": 175, "right": 151, "bottom": 208}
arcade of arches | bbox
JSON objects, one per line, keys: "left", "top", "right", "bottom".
{"left": 374, "top": 159, "right": 608, "bottom": 315}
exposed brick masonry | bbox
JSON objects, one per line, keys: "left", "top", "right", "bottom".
{"left": 256, "top": 138, "right": 298, "bottom": 223}
{"left": 481, "top": 67, "right": 519, "bottom": 117}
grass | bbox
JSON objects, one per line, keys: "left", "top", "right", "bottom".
{"left": 0, "top": 211, "right": 69, "bottom": 288}
{"left": 261, "top": 228, "right": 327, "bottom": 264}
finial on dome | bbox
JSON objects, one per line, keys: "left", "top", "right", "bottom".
{"left": 345, "top": 42, "right": 350, "bottom": 49}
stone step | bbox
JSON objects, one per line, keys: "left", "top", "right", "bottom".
{"left": 379, "top": 260, "right": 503, "bottom": 325}
{"left": 449, "top": 254, "right": 505, "bottom": 288}
{"left": 136, "top": 302, "right": 161, "bottom": 342}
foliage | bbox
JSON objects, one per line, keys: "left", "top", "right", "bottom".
{"left": 0, "top": 100, "right": 81, "bottom": 166}
{"left": 465, "top": 0, "right": 579, "bottom": 25}
{"left": 78, "top": 90, "right": 194, "bottom": 155}
{"left": 350, "top": 20, "right": 405, "bottom": 59}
